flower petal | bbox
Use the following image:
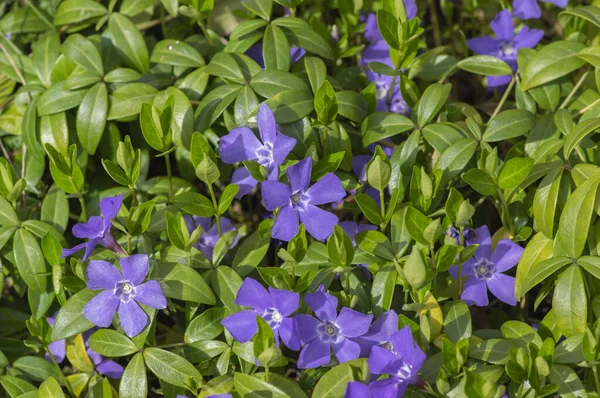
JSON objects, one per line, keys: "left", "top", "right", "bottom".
{"left": 298, "top": 339, "right": 331, "bottom": 369}
{"left": 279, "top": 317, "right": 301, "bottom": 351}
{"left": 542, "top": 0, "right": 568, "bottom": 7}
{"left": 352, "top": 155, "right": 370, "bottom": 182}
{"left": 272, "top": 205, "right": 299, "bottom": 241}
{"left": 290, "top": 47, "right": 306, "bottom": 64}
{"left": 368, "top": 345, "right": 401, "bottom": 375}
{"left": 235, "top": 277, "right": 273, "bottom": 312}
{"left": 369, "top": 379, "right": 399, "bottom": 398}
{"left": 514, "top": 26, "right": 544, "bottom": 50}
{"left": 461, "top": 277, "right": 489, "bottom": 307}
{"left": 336, "top": 307, "right": 373, "bottom": 338}
{"left": 472, "top": 225, "right": 492, "bottom": 260}
{"left": 272, "top": 133, "right": 296, "bottom": 166}
{"left": 258, "top": 104, "right": 277, "bottom": 145}
{"left": 304, "top": 285, "right": 338, "bottom": 322}
{"left": 467, "top": 36, "right": 501, "bottom": 55}
{"left": 390, "top": 325, "right": 425, "bottom": 370}
{"left": 72, "top": 216, "right": 104, "bottom": 239}
{"left": 221, "top": 310, "right": 259, "bottom": 343}
{"left": 361, "top": 41, "right": 391, "bottom": 65}
{"left": 294, "top": 314, "right": 321, "bottom": 344}
{"left": 118, "top": 299, "right": 148, "bottom": 337}
{"left": 61, "top": 242, "right": 87, "bottom": 259}
{"left": 354, "top": 310, "right": 398, "bottom": 356}
{"left": 120, "top": 254, "right": 149, "bottom": 286}
{"left": 83, "top": 290, "right": 119, "bottom": 327}
{"left": 488, "top": 75, "right": 513, "bottom": 87}
{"left": 96, "top": 359, "right": 124, "bottom": 379}
{"left": 82, "top": 239, "right": 101, "bottom": 262}
{"left": 491, "top": 239, "right": 524, "bottom": 272}
{"left": 332, "top": 337, "right": 360, "bottom": 364}
{"left": 269, "top": 287, "right": 299, "bottom": 316}
{"left": 86, "top": 260, "right": 122, "bottom": 290}
{"left": 47, "top": 340, "right": 66, "bottom": 364}
{"left": 134, "top": 281, "right": 167, "bottom": 309}
{"left": 405, "top": 0, "right": 417, "bottom": 19}
{"left": 299, "top": 205, "right": 338, "bottom": 241}
{"left": 100, "top": 194, "right": 124, "bottom": 228}
{"left": 231, "top": 167, "right": 258, "bottom": 199}
{"left": 345, "top": 381, "right": 371, "bottom": 398}
{"left": 364, "top": 13, "right": 382, "bottom": 42}
{"left": 513, "top": 0, "right": 541, "bottom": 20}
{"left": 287, "top": 157, "right": 312, "bottom": 192}
{"left": 306, "top": 173, "right": 346, "bottom": 205}
{"left": 261, "top": 181, "right": 292, "bottom": 210}
{"left": 490, "top": 10, "right": 514, "bottom": 42}
{"left": 219, "top": 127, "right": 263, "bottom": 164}
{"left": 487, "top": 273, "right": 517, "bottom": 306}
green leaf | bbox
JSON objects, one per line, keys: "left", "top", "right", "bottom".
{"left": 468, "top": 339, "right": 512, "bottom": 365}
{"left": 376, "top": 9, "right": 400, "bottom": 50}
{"left": 33, "top": 33, "right": 61, "bottom": 89}
{"left": 336, "top": 91, "right": 368, "bottom": 123}
{"left": 150, "top": 40, "right": 204, "bottom": 68}
{"left": 578, "top": 256, "right": 600, "bottom": 280}
{"left": 548, "top": 364, "right": 587, "bottom": 398}
{"left": 521, "top": 41, "right": 586, "bottom": 90}
{"left": 109, "top": 13, "right": 149, "bottom": 73}
{"left": 76, "top": 82, "right": 107, "bottom": 155}
{"left": 51, "top": 288, "right": 96, "bottom": 341}
{"left": 457, "top": 55, "right": 513, "bottom": 76}
{"left": 140, "top": 103, "right": 166, "bottom": 152}
{"left": 250, "top": 70, "right": 310, "bottom": 98}
{"left": 404, "top": 206, "right": 431, "bottom": 246}
{"left": 482, "top": 109, "right": 535, "bottom": 142}
{"left": 39, "top": 377, "right": 65, "bottom": 398}
{"left": 144, "top": 347, "right": 203, "bottom": 389}
{"left": 254, "top": 317, "right": 281, "bottom": 367}
{"left": 155, "top": 263, "right": 216, "bottom": 304}
{"left": 404, "top": 246, "right": 426, "bottom": 289}
{"left": 210, "top": 266, "right": 244, "bottom": 312}
{"left": 461, "top": 169, "right": 497, "bottom": 196}
{"left": 443, "top": 301, "right": 472, "bottom": 343}
{"left": 263, "top": 24, "right": 290, "bottom": 71}
{"left": 514, "top": 232, "right": 555, "bottom": 298}
{"left": 417, "top": 83, "right": 452, "bottom": 127}
{"left": 107, "top": 83, "right": 158, "bottom": 121}
{"left": 264, "top": 89, "right": 314, "bottom": 123}
{"left": 355, "top": 230, "right": 394, "bottom": 261}
{"left": 13, "top": 228, "right": 47, "bottom": 293}
{"left": 13, "top": 356, "right": 62, "bottom": 383}
{"left": 0, "top": 8, "right": 48, "bottom": 33}
{"left": 533, "top": 168, "right": 563, "bottom": 238}
{"left": 314, "top": 80, "right": 338, "bottom": 125}
{"left": 185, "top": 308, "right": 226, "bottom": 343}
{"left": 498, "top": 157, "right": 534, "bottom": 190}
{"left": 232, "top": 219, "right": 272, "bottom": 277}
{"left": 194, "top": 84, "right": 242, "bottom": 131}
{"left": 0, "top": 195, "right": 19, "bottom": 227}
{"left": 172, "top": 191, "right": 215, "bottom": 217}
{"left": 553, "top": 266, "right": 587, "bottom": 337}
{"left": 104, "top": 68, "right": 142, "bottom": 83}
{"left": 304, "top": 56, "right": 326, "bottom": 94}
{"left": 88, "top": 329, "right": 139, "bottom": 357}
{"left": 272, "top": 17, "right": 334, "bottom": 60}
{"left": 218, "top": 184, "right": 239, "bottom": 215}
{"left": 242, "top": 0, "right": 272, "bottom": 21}
{"left": 233, "top": 372, "right": 289, "bottom": 398}
{"left": 563, "top": 117, "right": 600, "bottom": 159}
{"left": 361, "top": 112, "right": 414, "bottom": 146}
{"left": 554, "top": 174, "right": 600, "bottom": 258}
{"left": 37, "top": 87, "right": 87, "bottom": 117}
{"left": 207, "top": 52, "right": 246, "bottom": 84}
{"left": 119, "top": 352, "right": 147, "bottom": 398}
{"left": 312, "top": 359, "right": 369, "bottom": 398}
{"left": 367, "top": 147, "right": 392, "bottom": 192}
{"left": 61, "top": 34, "right": 103, "bottom": 76}
{"left": 54, "top": 0, "right": 108, "bottom": 25}
{"left": 0, "top": 375, "right": 36, "bottom": 398}
{"left": 235, "top": 85, "right": 260, "bottom": 126}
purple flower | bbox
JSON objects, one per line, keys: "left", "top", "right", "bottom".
{"left": 261, "top": 157, "right": 345, "bottom": 241}
{"left": 245, "top": 42, "right": 306, "bottom": 69}
{"left": 449, "top": 226, "right": 524, "bottom": 306}
{"left": 219, "top": 103, "right": 296, "bottom": 198}
{"left": 467, "top": 10, "right": 543, "bottom": 87}
{"left": 46, "top": 316, "right": 66, "bottom": 364}
{"left": 368, "top": 326, "right": 426, "bottom": 397}
{"left": 62, "top": 194, "right": 126, "bottom": 261}
{"left": 184, "top": 216, "right": 240, "bottom": 262}
{"left": 345, "top": 381, "right": 372, "bottom": 398}
{"left": 295, "top": 285, "right": 372, "bottom": 368}
{"left": 513, "top": 0, "right": 568, "bottom": 20}
{"left": 446, "top": 226, "right": 478, "bottom": 246}
{"left": 353, "top": 310, "right": 398, "bottom": 357}
{"left": 221, "top": 278, "right": 301, "bottom": 350}
{"left": 82, "top": 254, "right": 167, "bottom": 337}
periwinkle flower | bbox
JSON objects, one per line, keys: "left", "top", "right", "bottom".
{"left": 446, "top": 226, "right": 478, "bottom": 246}
{"left": 261, "top": 157, "right": 346, "bottom": 241}
{"left": 295, "top": 285, "right": 373, "bottom": 368}
{"left": 83, "top": 254, "right": 167, "bottom": 337}
{"left": 513, "top": 0, "right": 568, "bottom": 20}
{"left": 368, "top": 325, "right": 426, "bottom": 397}
{"left": 245, "top": 42, "right": 306, "bottom": 69}
{"left": 62, "top": 194, "right": 126, "bottom": 261}
{"left": 46, "top": 316, "right": 66, "bottom": 364}
{"left": 353, "top": 310, "right": 399, "bottom": 357}
{"left": 219, "top": 103, "right": 296, "bottom": 198}
{"left": 467, "top": 10, "right": 543, "bottom": 87}
{"left": 221, "top": 278, "right": 301, "bottom": 350}
{"left": 449, "top": 226, "right": 524, "bottom": 307}
{"left": 184, "top": 216, "right": 239, "bottom": 262}
{"left": 344, "top": 381, "right": 372, "bottom": 398}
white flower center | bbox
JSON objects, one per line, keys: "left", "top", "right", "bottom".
{"left": 122, "top": 283, "right": 133, "bottom": 294}
{"left": 474, "top": 259, "right": 495, "bottom": 280}
{"left": 501, "top": 43, "right": 515, "bottom": 57}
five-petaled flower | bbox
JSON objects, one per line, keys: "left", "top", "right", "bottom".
{"left": 449, "top": 226, "right": 524, "bottom": 306}
{"left": 83, "top": 254, "right": 167, "bottom": 337}
{"left": 295, "top": 285, "right": 373, "bottom": 368}
{"left": 62, "top": 194, "right": 126, "bottom": 261}
{"left": 219, "top": 103, "right": 296, "bottom": 198}
{"left": 467, "top": 9, "right": 544, "bottom": 87}
{"left": 353, "top": 310, "right": 399, "bottom": 357}
{"left": 221, "top": 278, "right": 301, "bottom": 350}
{"left": 513, "top": 0, "right": 568, "bottom": 20}
{"left": 368, "top": 325, "right": 426, "bottom": 397}
{"left": 184, "top": 216, "right": 239, "bottom": 262}
{"left": 261, "top": 157, "right": 346, "bottom": 241}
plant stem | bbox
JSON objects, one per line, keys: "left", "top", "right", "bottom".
{"left": 497, "top": 190, "right": 516, "bottom": 236}
{"left": 345, "top": 272, "right": 352, "bottom": 305}
{"left": 387, "top": 74, "right": 398, "bottom": 103}
{"left": 0, "top": 40, "right": 30, "bottom": 103}
{"left": 207, "top": 184, "right": 222, "bottom": 236}
{"left": 559, "top": 70, "right": 590, "bottom": 110}
{"left": 379, "top": 189, "right": 386, "bottom": 226}
{"left": 489, "top": 77, "right": 515, "bottom": 121}
{"left": 576, "top": 97, "right": 600, "bottom": 116}
{"left": 429, "top": 0, "right": 441, "bottom": 47}
{"left": 78, "top": 197, "right": 87, "bottom": 221}
{"left": 45, "top": 347, "right": 76, "bottom": 398}
{"left": 129, "top": 185, "right": 137, "bottom": 205}
{"left": 165, "top": 152, "right": 173, "bottom": 199}
{"left": 197, "top": 20, "right": 215, "bottom": 47}
{"left": 157, "top": 342, "right": 187, "bottom": 349}
{"left": 136, "top": 16, "right": 175, "bottom": 30}
{"left": 594, "top": 367, "right": 600, "bottom": 396}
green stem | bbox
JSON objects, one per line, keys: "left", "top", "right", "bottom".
{"left": 165, "top": 152, "right": 173, "bottom": 199}
{"left": 129, "top": 186, "right": 137, "bottom": 206}
{"left": 198, "top": 20, "right": 215, "bottom": 47}
{"left": 345, "top": 272, "right": 352, "bottom": 305}
{"left": 489, "top": 77, "right": 515, "bottom": 121}
{"left": 127, "top": 235, "right": 132, "bottom": 255}
{"left": 594, "top": 367, "right": 600, "bottom": 397}
{"left": 497, "top": 191, "right": 515, "bottom": 236}
{"left": 207, "top": 184, "right": 222, "bottom": 236}
{"left": 45, "top": 347, "right": 76, "bottom": 398}
{"left": 78, "top": 197, "right": 87, "bottom": 221}
{"left": 379, "top": 189, "right": 386, "bottom": 227}
{"left": 387, "top": 74, "right": 398, "bottom": 103}
{"left": 456, "top": 227, "right": 465, "bottom": 299}
{"left": 559, "top": 70, "right": 590, "bottom": 110}
{"left": 156, "top": 342, "right": 187, "bottom": 349}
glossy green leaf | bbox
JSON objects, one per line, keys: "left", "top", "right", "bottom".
{"left": 554, "top": 266, "right": 587, "bottom": 337}
{"left": 457, "top": 55, "right": 513, "bottom": 76}
{"left": 88, "top": 329, "right": 139, "bottom": 357}
{"left": 144, "top": 347, "right": 203, "bottom": 388}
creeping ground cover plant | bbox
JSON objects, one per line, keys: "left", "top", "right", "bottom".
{"left": 6, "top": 0, "right": 600, "bottom": 397}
